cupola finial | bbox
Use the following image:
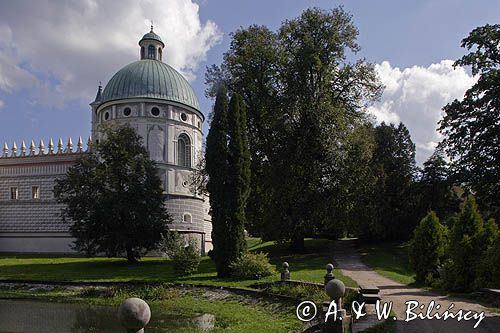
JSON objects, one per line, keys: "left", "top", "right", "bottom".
{"left": 151, "top": 20, "right": 154, "bottom": 32}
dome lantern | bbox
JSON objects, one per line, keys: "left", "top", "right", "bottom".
{"left": 139, "top": 23, "right": 165, "bottom": 61}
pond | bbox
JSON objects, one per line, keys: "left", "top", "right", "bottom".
{"left": 0, "top": 299, "right": 211, "bottom": 332}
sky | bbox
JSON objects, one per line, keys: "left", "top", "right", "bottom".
{"left": 0, "top": 0, "right": 498, "bottom": 164}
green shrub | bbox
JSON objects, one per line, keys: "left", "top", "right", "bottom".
{"left": 409, "top": 211, "right": 447, "bottom": 284}
{"left": 265, "top": 283, "right": 324, "bottom": 303}
{"left": 230, "top": 252, "right": 275, "bottom": 279}
{"left": 445, "top": 197, "right": 492, "bottom": 291}
{"left": 80, "top": 287, "right": 119, "bottom": 298}
{"left": 158, "top": 231, "right": 183, "bottom": 257}
{"left": 172, "top": 239, "right": 201, "bottom": 276}
{"left": 476, "top": 222, "right": 500, "bottom": 288}
{"left": 133, "top": 285, "right": 180, "bottom": 301}
{"left": 160, "top": 231, "right": 200, "bottom": 276}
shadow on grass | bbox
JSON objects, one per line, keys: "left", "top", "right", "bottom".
{"left": 0, "top": 238, "right": 357, "bottom": 287}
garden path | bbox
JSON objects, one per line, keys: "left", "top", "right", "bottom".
{"left": 333, "top": 239, "right": 500, "bottom": 333}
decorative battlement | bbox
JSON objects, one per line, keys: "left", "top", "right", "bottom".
{"left": 1, "top": 136, "right": 92, "bottom": 159}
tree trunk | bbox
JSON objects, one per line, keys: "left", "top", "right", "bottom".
{"left": 126, "top": 246, "right": 137, "bottom": 263}
{"left": 290, "top": 233, "right": 305, "bottom": 253}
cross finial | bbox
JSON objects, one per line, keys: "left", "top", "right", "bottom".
{"left": 151, "top": 20, "right": 154, "bottom": 32}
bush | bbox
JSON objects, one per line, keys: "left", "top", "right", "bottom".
{"left": 409, "top": 211, "right": 447, "bottom": 284}
{"left": 158, "top": 231, "right": 183, "bottom": 257}
{"left": 159, "top": 231, "right": 200, "bottom": 276}
{"left": 133, "top": 285, "right": 180, "bottom": 301}
{"left": 172, "top": 239, "right": 201, "bottom": 276}
{"left": 476, "top": 222, "right": 500, "bottom": 288}
{"left": 229, "top": 252, "right": 275, "bottom": 279}
{"left": 265, "top": 283, "right": 324, "bottom": 303}
{"left": 445, "top": 197, "right": 492, "bottom": 291}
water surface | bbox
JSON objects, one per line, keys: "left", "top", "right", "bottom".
{"left": 0, "top": 299, "right": 201, "bottom": 332}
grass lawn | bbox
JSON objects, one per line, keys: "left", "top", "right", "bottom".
{"left": 359, "top": 241, "right": 416, "bottom": 285}
{"left": 0, "top": 238, "right": 357, "bottom": 289}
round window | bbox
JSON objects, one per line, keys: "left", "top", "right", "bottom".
{"left": 181, "top": 113, "right": 187, "bottom": 121}
{"left": 104, "top": 111, "right": 110, "bottom": 121}
{"left": 123, "top": 107, "right": 131, "bottom": 117}
{"left": 151, "top": 107, "right": 160, "bottom": 117}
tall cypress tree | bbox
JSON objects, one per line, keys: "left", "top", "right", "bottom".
{"left": 206, "top": 86, "right": 230, "bottom": 277}
{"left": 227, "top": 93, "right": 251, "bottom": 266}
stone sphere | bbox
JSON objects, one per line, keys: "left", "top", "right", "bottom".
{"left": 325, "top": 279, "right": 345, "bottom": 300}
{"left": 283, "top": 262, "right": 289, "bottom": 269}
{"left": 326, "top": 263, "right": 334, "bottom": 272}
{"left": 118, "top": 297, "right": 151, "bottom": 331}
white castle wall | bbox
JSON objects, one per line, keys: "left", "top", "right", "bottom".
{"left": 93, "top": 99, "right": 211, "bottom": 254}
{"left": 0, "top": 145, "right": 84, "bottom": 253}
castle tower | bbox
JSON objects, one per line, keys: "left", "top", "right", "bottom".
{"left": 90, "top": 27, "right": 211, "bottom": 252}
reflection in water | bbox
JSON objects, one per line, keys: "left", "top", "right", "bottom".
{"left": 0, "top": 299, "right": 202, "bottom": 332}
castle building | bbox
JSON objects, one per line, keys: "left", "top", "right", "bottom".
{"left": 0, "top": 26, "right": 212, "bottom": 254}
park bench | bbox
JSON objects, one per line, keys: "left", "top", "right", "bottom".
{"left": 358, "top": 284, "right": 381, "bottom": 304}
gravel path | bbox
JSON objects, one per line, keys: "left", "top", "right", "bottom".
{"left": 333, "top": 239, "right": 500, "bottom": 333}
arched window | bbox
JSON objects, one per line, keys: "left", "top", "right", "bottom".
{"left": 148, "top": 45, "right": 156, "bottom": 59}
{"left": 141, "top": 46, "right": 145, "bottom": 59}
{"left": 177, "top": 134, "right": 191, "bottom": 168}
{"left": 158, "top": 48, "right": 162, "bottom": 61}
{"left": 183, "top": 213, "right": 192, "bottom": 223}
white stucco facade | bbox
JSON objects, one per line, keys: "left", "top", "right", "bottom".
{"left": 0, "top": 26, "right": 212, "bottom": 254}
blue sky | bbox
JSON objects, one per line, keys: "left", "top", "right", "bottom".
{"left": 0, "top": 0, "right": 498, "bottom": 164}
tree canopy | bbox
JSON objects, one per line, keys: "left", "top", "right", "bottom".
{"left": 54, "top": 124, "right": 171, "bottom": 262}
{"left": 439, "top": 24, "right": 500, "bottom": 219}
{"left": 206, "top": 7, "right": 383, "bottom": 250}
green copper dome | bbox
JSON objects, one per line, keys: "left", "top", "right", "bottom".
{"left": 100, "top": 60, "right": 200, "bottom": 110}
{"left": 140, "top": 31, "right": 165, "bottom": 47}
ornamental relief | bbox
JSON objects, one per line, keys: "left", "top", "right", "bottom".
{"left": 147, "top": 125, "right": 165, "bottom": 162}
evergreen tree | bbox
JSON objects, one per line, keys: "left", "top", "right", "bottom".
{"left": 370, "top": 122, "right": 418, "bottom": 240}
{"left": 54, "top": 124, "right": 171, "bottom": 263}
{"left": 483, "top": 228, "right": 500, "bottom": 288}
{"left": 205, "top": 86, "right": 230, "bottom": 277}
{"left": 206, "top": 89, "right": 252, "bottom": 276}
{"left": 226, "top": 93, "right": 251, "bottom": 266}
{"left": 447, "top": 197, "right": 489, "bottom": 291}
{"left": 410, "top": 211, "right": 447, "bottom": 284}
{"left": 418, "top": 149, "right": 460, "bottom": 220}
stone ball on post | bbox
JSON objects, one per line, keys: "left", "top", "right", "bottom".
{"left": 118, "top": 297, "right": 151, "bottom": 333}
{"left": 281, "top": 261, "right": 290, "bottom": 281}
{"left": 325, "top": 278, "right": 346, "bottom": 302}
{"left": 324, "top": 263, "right": 335, "bottom": 284}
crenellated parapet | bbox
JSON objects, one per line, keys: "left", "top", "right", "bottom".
{"left": 1, "top": 136, "right": 92, "bottom": 159}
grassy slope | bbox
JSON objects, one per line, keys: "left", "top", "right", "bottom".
{"left": 359, "top": 241, "right": 415, "bottom": 285}
{"left": 0, "top": 238, "right": 357, "bottom": 288}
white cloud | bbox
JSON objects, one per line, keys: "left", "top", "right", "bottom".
{"left": 0, "top": 0, "right": 222, "bottom": 106}
{"left": 0, "top": 99, "right": 4, "bottom": 109}
{"left": 368, "top": 60, "right": 476, "bottom": 165}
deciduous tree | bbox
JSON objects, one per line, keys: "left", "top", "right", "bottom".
{"left": 439, "top": 24, "right": 500, "bottom": 219}
{"left": 206, "top": 7, "right": 383, "bottom": 250}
